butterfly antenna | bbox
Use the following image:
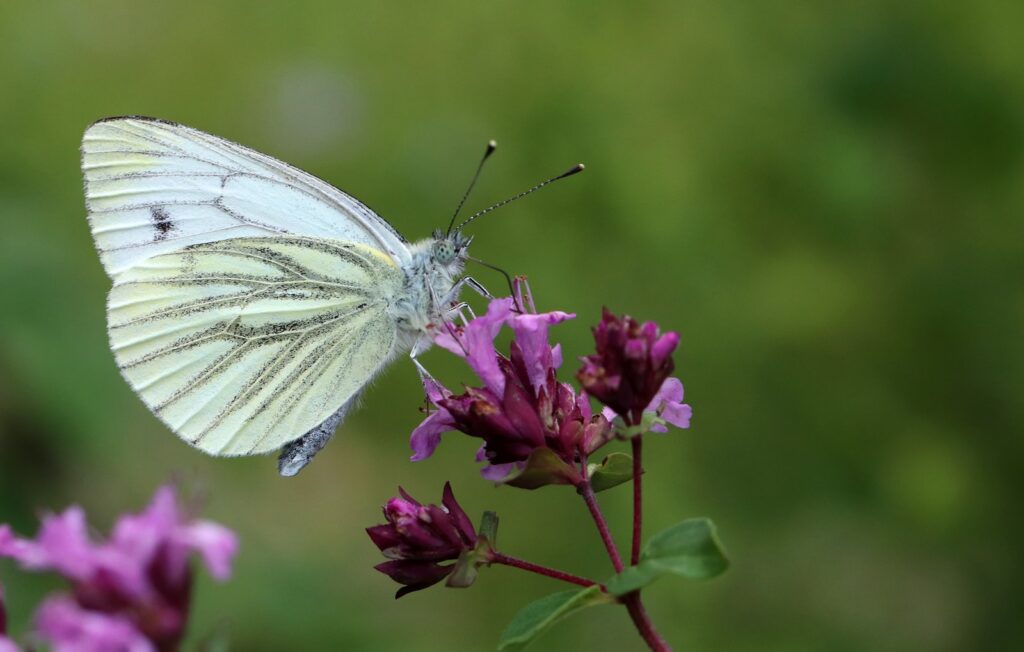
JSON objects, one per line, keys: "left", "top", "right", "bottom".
{"left": 447, "top": 140, "right": 498, "bottom": 236}
{"left": 455, "top": 163, "right": 584, "bottom": 233}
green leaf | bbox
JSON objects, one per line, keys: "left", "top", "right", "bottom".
{"left": 587, "top": 452, "right": 634, "bottom": 492}
{"left": 606, "top": 518, "right": 729, "bottom": 596}
{"left": 504, "top": 447, "right": 582, "bottom": 489}
{"left": 498, "top": 586, "right": 611, "bottom": 651}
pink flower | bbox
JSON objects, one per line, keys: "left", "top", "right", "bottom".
{"left": 35, "top": 597, "right": 153, "bottom": 652}
{"left": 367, "top": 483, "right": 478, "bottom": 598}
{"left": 0, "top": 485, "right": 238, "bottom": 651}
{"left": 578, "top": 309, "right": 690, "bottom": 428}
{"left": 410, "top": 289, "right": 611, "bottom": 484}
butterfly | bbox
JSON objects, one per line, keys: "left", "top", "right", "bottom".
{"left": 81, "top": 116, "right": 582, "bottom": 476}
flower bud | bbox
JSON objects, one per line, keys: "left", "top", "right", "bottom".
{"left": 578, "top": 309, "right": 680, "bottom": 423}
{"left": 367, "top": 483, "right": 479, "bottom": 598}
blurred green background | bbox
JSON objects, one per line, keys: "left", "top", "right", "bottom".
{"left": 2, "top": 1, "right": 1022, "bottom": 650}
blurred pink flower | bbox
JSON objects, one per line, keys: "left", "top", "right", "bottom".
{"left": 0, "top": 485, "right": 238, "bottom": 651}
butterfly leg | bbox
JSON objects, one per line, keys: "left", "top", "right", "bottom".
{"left": 452, "top": 275, "right": 493, "bottom": 299}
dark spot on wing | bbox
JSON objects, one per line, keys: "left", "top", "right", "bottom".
{"left": 151, "top": 206, "right": 175, "bottom": 241}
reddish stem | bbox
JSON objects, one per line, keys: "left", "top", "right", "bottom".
{"left": 490, "top": 552, "right": 600, "bottom": 589}
{"left": 624, "top": 593, "right": 671, "bottom": 651}
{"left": 631, "top": 436, "right": 643, "bottom": 565}
{"left": 579, "top": 483, "right": 624, "bottom": 573}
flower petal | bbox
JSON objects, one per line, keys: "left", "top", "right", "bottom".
{"left": 374, "top": 560, "right": 453, "bottom": 594}
{"left": 441, "top": 483, "right": 476, "bottom": 544}
{"left": 178, "top": 521, "right": 238, "bottom": 581}
{"left": 651, "top": 331, "right": 680, "bottom": 367}
{"left": 409, "top": 408, "right": 456, "bottom": 461}
{"left": 34, "top": 596, "right": 154, "bottom": 652}
{"left": 25, "top": 508, "right": 96, "bottom": 580}
{"left": 646, "top": 377, "right": 691, "bottom": 431}
{"left": 463, "top": 299, "right": 515, "bottom": 394}
{"left": 481, "top": 462, "right": 520, "bottom": 482}
{"left": 509, "top": 311, "right": 575, "bottom": 391}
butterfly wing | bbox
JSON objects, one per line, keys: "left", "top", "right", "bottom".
{"left": 107, "top": 236, "right": 404, "bottom": 456}
{"left": 82, "top": 116, "right": 411, "bottom": 279}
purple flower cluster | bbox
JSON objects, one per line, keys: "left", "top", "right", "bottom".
{"left": 411, "top": 298, "right": 613, "bottom": 483}
{"left": 409, "top": 293, "right": 690, "bottom": 485}
{"left": 579, "top": 309, "right": 692, "bottom": 430}
{"left": 366, "top": 483, "right": 478, "bottom": 598}
{"left": 0, "top": 486, "right": 237, "bottom": 652}
{"left": 368, "top": 289, "right": 695, "bottom": 599}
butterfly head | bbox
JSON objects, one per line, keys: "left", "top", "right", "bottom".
{"left": 431, "top": 229, "right": 472, "bottom": 266}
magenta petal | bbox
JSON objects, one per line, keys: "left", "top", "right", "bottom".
{"left": 660, "top": 402, "right": 692, "bottom": 429}
{"left": 179, "top": 521, "right": 238, "bottom": 581}
{"left": 34, "top": 508, "right": 96, "bottom": 580}
{"left": 651, "top": 331, "right": 680, "bottom": 367}
{"left": 509, "top": 311, "right": 575, "bottom": 391}
{"left": 109, "top": 487, "right": 177, "bottom": 563}
{"left": 0, "top": 637, "right": 18, "bottom": 652}
{"left": 410, "top": 409, "right": 456, "bottom": 461}
{"left": 366, "top": 524, "right": 403, "bottom": 554}
{"left": 647, "top": 377, "right": 683, "bottom": 409}
{"left": 463, "top": 298, "right": 515, "bottom": 394}
{"left": 374, "top": 560, "right": 453, "bottom": 593}
{"left": 441, "top": 483, "right": 476, "bottom": 543}
{"left": 421, "top": 376, "right": 450, "bottom": 406}
{"left": 647, "top": 377, "right": 691, "bottom": 431}
{"left": 433, "top": 330, "right": 465, "bottom": 356}
{"left": 576, "top": 391, "right": 593, "bottom": 421}
{"left": 481, "top": 462, "right": 520, "bottom": 482}
{"left": 34, "top": 596, "right": 154, "bottom": 652}
{"left": 0, "top": 526, "right": 28, "bottom": 563}
{"left": 551, "top": 344, "right": 563, "bottom": 370}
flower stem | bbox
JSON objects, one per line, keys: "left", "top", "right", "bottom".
{"left": 631, "top": 436, "right": 643, "bottom": 565}
{"left": 579, "top": 481, "right": 670, "bottom": 651}
{"left": 490, "top": 552, "right": 600, "bottom": 589}
{"left": 624, "top": 593, "right": 671, "bottom": 651}
{"left": 579, "top": 483, "right": 624, "bottom": 573}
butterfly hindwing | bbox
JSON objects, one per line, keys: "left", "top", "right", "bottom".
{"left": 107, "top": 236, "right": 404, "bottom": 455}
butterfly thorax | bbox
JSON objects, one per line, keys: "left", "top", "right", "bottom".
{"left": 389, "top": 234, "right": 469, "bottom": 345}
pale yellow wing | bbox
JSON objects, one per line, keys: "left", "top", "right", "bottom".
{"left": 107, "top": 235, "right": 403, "bottom": 456}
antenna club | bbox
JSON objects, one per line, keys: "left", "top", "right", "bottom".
{"left": 557, "top": 163, "right": 585, "bottom": 179}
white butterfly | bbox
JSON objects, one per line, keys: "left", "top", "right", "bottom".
{"left": 82, "top": 116, "right": 580, "bottom": 476}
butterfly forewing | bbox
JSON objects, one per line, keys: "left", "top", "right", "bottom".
{"left": 107, "top": 236, "right": 404, "bottom": 455}
{"left": 82, "top": 117, "right": 411, "bottom": 279}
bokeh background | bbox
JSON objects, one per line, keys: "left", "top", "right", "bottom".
{"left": 1, "top": 2, "right": 1022, "bottom": 650}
